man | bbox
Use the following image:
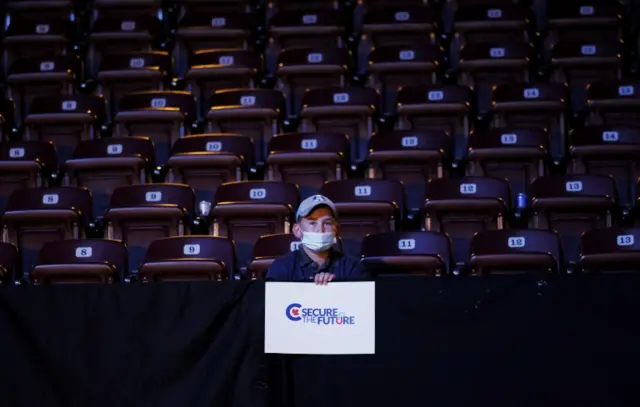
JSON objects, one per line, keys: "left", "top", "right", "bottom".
{"left": 265, "top": 194, "right": 367, "bottom": 285}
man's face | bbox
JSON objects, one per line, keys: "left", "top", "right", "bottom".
{"left": 293, "top": 206, "right": 338, "bottom": 237}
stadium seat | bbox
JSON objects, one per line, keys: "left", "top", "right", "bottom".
{"left": 211, "top": 181, "right": 299, "bottom": 267}
{"left": 166, "top": 133, "right": 254, "bottom": 203}
{"left": 31, "top": 239, "right": 129, "bottom": 284}
{"left": 265, "top": 132, "right": 349, "bottom": 199}
{"left": 0, "top": 99, "right": 17, "bottom": 136}
{"left": 529, "top": 175, "right": 618, "bottom": 265}
{"left": 139, "top": 236, "right": 236, "bottom": 282}
{"left": 0, "top": 242, "right": 19, "bottom": 284}
{"left": 466, "top": 127, "right": 549, "bottom": 204}
{"left": 24, "top": 94, "right": 107, "bottom": 164}
{"left": 177, "top": 0, "right": 253, "bottom": 15}
{"left": 452, "top": 2, "right": 529, "bottom": 50}
{"left": 5, "top": 0, "right": 76, "bottom": 22}
{"left": 366, "top": 130, "right": 449, "bottom": 214}
{"left": 0, "top": 140, "right": 57, "bottom": 213}
{"left": 299, "top": 87, "right": 378, "bottom": 164}
{"left": 586, "top": 81, "right": 640, "bottom": 127}
{"left": 268, "top": 0, "right": 339, "bottom": 14}
{"left": 1, "top": 186, "right": 93, "bottom": 280}
{"left": 91, "top": 0, "right": 163, "bottom": 20}
{"left": 468, "top": 229, "right": 562, "bottom": 275}
{"left": 113, "top": 90, "right": 197, "bottom": 166}
{"left": 360, "top": 231, "right": 453, "bottom": 276}
{"left": 422, "top": 176, "right": 511, "bottom": 266}
{"left": 62, "top": 137, "right": 155, "bottom": 217}
{"left": 248, "top": 233, "right": 301, "bottom": 279}
{"left": 579, "top": 227, "right": 640, "bottom": 273}
{"left": 206, "top": 89, "right": 284, "bottom": 165}
{"left": 320, "top": 179, "right": 405, "bottom": 257}
{"left": 104, "top": 184, "right": 195, "bottom": 272}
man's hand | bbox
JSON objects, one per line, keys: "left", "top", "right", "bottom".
{"left": 314, "top": 272, "right": 335, "bottom": 286}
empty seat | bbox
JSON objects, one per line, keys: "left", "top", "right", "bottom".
{"left": 529, "top": 175, "right": 617, "bottom": 265}
{"left": 467, "top": 127, "right": 548, "bottom": 204}
{"left": 6, "top": 55, "right": 82, "bottom": 124}
{"left": 167, "top": 133, "right": 254, "bottom": 203}
{"left": 586, "top": 81, "right": 640, "bottom": 127}
{"left": 320, "top": 179, "right": 405, "bottom": 257}
{"left": 96, "top": 51, "right": 171, "bottom": 120}
{"left": 206, "top": 89, "right": 284, "bottom": 165}
{"left": 186, "top": 49, "right": 261, "bottom": 119}
{"left": 468, "top": 229, "right": 562, "bottom": 275}
{"left": 63, "top": 137, "right": 156, "bottom": 217}
{"left": 567, "top": 126, "right": 640, "bottom": 210}
{"left": 91, "top": 0, "right": 163, "bottom": 19}
{"left": 422, "top": 176, "right": 511, "bottom": 266}
{"left": 360, "top": 231, "right": 452, "bottom": 276}
{"left": 299, "top": 87, "right": 378, "bottom": 164}
{"left": 276, "top": 46, "right": 349, "bottom": 118}
{"left": 31, "top": 239, "right": 128, "bottom": 284}
{"left": 24, "top": 94, "right": 107, "bottom": 164}
{"left": 266, "top": 132, "right": 349, "bottom": 199}
{"left": 269, "top": 0, "right": 339, "bottom": 14}
{"left": 453, "top": 2, "right": 529, "bottom": 50}
{"left": 366, "top": 130, "right": 449, "bottom": 214}
{"left": 0, "top": 140, "right": 57, "bottom": 213}
{"left": 6, "top": 0, "right": 76, "bottom": 22}
{"left": 139, "top": 236, "right": 236, "bottom": 282}
{"left": 1, "top": 187, "right": 93, "bottom": 280}
{"left": 0, "top": 242, "right": 19, "bottom": 284}
{"left": 458, "top": 42, "right": 533, "bottom": 115}
{"left": 178, "top": 0, "right": 252, "bottom": 15}
{"left": 113, "top": 90, "right": 197, "bottom": 166}
{"left": 247, "top": 233, "right": 303, "bottom": 279}
{"left": 211, "top": 181, "right": 299, "bottom": 267}
{"left": 104, "top": 184, "right": 195, "bottom": 272}
{"left": 367, "top": 44, "right": 441, "bottom": 116}
{"left": 0, "top": 98, "right": 17, "bottom": 136}
{"left": 579, "top": 227, "right": 640, "bottom": 273}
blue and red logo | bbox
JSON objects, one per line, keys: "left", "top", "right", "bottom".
{"left": 285, "top": 303, "right": 355, "bottom": 325}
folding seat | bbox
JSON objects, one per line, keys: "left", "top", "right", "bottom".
{"left": 2, "top": 17, "right": 72, "bottom": 77}
{"left": 467, "top": 127, "right": 548, "bottom": 204}
{"left": 586, "top": 81, "right": 640, "bottom": 127}
{"left": 173, "top": 11, "right": 252, "bottom": 78}
{"left": 206, "top": 89, "right": 285, "bottom": 165}
{"left": 6, "top": 55, "right": 82, "bottom": 124}
{"left": 367, "top": 44, "right": 441, "bottom": 116}
{"left": 490, "top": 82, "right": 567, "bottom": 163}
{"left": 0, "top": 140, "right": 57, "bottom": 213}
{"left": 299, "top": 87, "right": 378, "bottom": 164}
{"left": 210, "top": 181, "right": 299, "bottom": 267}
{"left": 6, "top": 0, "right": 76, "bottom": 22}
{"left": 265, "top": 132, "right": 349, "bottom": 199}
{"left": 1, "top": 186, "right": 93, "bottom": 280}
{"left": 360, "top": 231, "right": 453, "bottom": 276}
{"left": 320, "top": 179, "right": 405, "bottom": 257}
{"left": 186, "top": 49, "right": 261, "bottom": 119}
{"left": 422, "top": 176, "right": 511, "bottom": 266}
{"left": 529, "top": 175, "right": 617, "bottom": 266}
{"left": 31, "top": 239, "right": 128, "bottom": 284}
{"left": 457, "top": 42, "right": 533, "bottom": 115}
{"left": 579, "top": 227, "right": 640, "bottom": 273}
{"left": 567, "top": 126, "right": 640, "bottom": 211}
{"left": 62, "top": 137, "right": 156, "bottom": 218}
{"left": 24, "top": 94, "right": 107, "bottom": 164}
{"left": 453, "top": 2, "right": 529, "bottom": 47}
{"left": 468, "top": 229, "right": 562, "bottom": 275}
{"left": 104, "top": 183, "right": 195, "bottom": 272}
{"left": 268, "top": 0, "right": 339, "bottom": 14}
{"left": 167, "top": 133, "right": 254, "bottom": 203}
{"left": 276, "top": 46, "right": 349, "bottom": 118}
{"left": 139, "top": 236, "right": 236, "bottom": 282}
{"left": 91, "top": 0, "right": 163, "bottom": 20}
{"left": 247, "top": 233, "right": 302, "bottom": 279}
{"left": 395, "top": 84, "right": 472, "bottom": 161}
{"left": 177, "top": 0, "right": 252, "bottom": 16}
{"left": 366, "top": 130, "right": 449, "bottom": 214}
{"left": 550, "top": 40, "right": 622, "bottom": 113}
{"left": 96, "top": 51, "right": 171, "bottom": 121}
{"left": 86, "top": 13, "right": 162, "bottom": 78}
{"left": 113, "top": 90, "right": 197, "bottom": 166}
{"left": 0, "top": 242, "right": 19, "bottom": 284}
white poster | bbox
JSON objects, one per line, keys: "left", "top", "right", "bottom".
{"left": 264, "top": 282, "right": 376, "bottom": 355}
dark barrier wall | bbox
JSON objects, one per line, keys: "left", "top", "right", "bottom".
{"left": 1, "top": 276, "right": 640, "bottom": 407}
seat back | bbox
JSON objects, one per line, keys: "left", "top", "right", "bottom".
{"left": 586, "top": 81, "right": 640, "bottom": 127}
{"left": 212, "top": 181, "right": 300, "bottom": 267}
{"left": 92, "top": 0, "right": 163, "bottom": 19}
{"left": 423, "top": 176, "right": 511, "bottom": 265}
{"left": 361, "top": 231, "right": 452, "bottom": 276}
{"left": 140, "top": 236, "right": 237, "bottom": 281}
{"left": 530, "top": 175, "right": 617, "bottom": 264}
{"left": 0, "top": 242, "right": 19, "bottom": 284}
{"left": 266, "top": 132, "right": 349, "bottom": 199}
{"left": 104, "top": 183, "right": 195, "bottom": 272}
{"left": 579, "top": 227, "right": 640, "bottom": 273}
{"left": 32, "top": 239, "right": 128, "bottom": 284}
{"left": 453, "top": 3, "right": 529, "bottom": 48}
{"left": 269, "top": 9, "right": 345, "bottom": 53}
{"left": 6, "top": 0, "right": 76, "bottom": 21}
{"left": 167, "top": 133, "right": 254, "bottom": 203}
{"left": 248, "top": 233, "right": 302, "bottom": 279}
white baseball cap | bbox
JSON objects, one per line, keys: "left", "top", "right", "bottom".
{"left": 296, "top": 194, "right": 338, "bottom": 220}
